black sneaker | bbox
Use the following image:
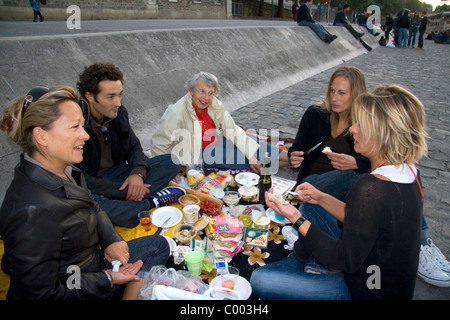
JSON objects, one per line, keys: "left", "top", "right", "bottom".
{"left": 326, "top": 34, "right": 338, "bottom": 44}
{"left": 152, "top": 187, "right": 186, "bottom": 207}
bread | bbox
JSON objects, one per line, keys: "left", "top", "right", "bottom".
{"left": 322, "top": 146, "right": 332, "bottom": 153}
{"left": 220, "top": 232, "right": 239, "bottom": 238}
{"left": 267, "top": 192, "right": 288, "bottom": 205}
{"left": 193, "top": 215, "right": 210, "bottom": 232}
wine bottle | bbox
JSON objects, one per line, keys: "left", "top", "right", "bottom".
{"left": 258, "top": 152, "right": 272, "bottom": 207}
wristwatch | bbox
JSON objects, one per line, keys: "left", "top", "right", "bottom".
{"left": 137, "top": 173, "right": 145, "bottom": 181}
{"left": 293, "top": 215, "right": 307, "bottom": 230}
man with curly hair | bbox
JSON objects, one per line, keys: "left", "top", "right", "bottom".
{"left": 75, "top": 63, "right": 183, "bottom": 228}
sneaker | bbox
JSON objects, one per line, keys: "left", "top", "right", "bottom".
{"left": 417, "top": 241, "right": 450, "bottom": 287}
{"left": 282, "top": 226, "right": 299, "bottom": 251}
{"left": 423, "top": 238, "right": 450, "bottom": 275}
{"left": 152, "top": 186, "right": 186, "bottom": 207}
{"left": 326, "top": 34, "right": 338, "bottom": 43}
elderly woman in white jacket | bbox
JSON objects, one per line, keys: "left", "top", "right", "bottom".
{"left": 149, "top": 72, "right": 289, "bottom": 173}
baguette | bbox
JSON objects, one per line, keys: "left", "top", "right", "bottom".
{"left": 193, "top": 215, "right": 210, "bottom": 232}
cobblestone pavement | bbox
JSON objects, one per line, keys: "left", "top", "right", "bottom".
{"left": 231, "top": 40, "right": 450, "bottom": 300}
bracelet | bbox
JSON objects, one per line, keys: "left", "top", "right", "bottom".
{"left": 137, "top": 173, "right": 145, "bottom": 181}
{"left": 293, "top": 215, "right": 307, "bottom": 230}
{"left": 103, "top": 270, "right": 113, "bottom": 288}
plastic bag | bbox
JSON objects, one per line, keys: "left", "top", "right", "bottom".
{"left": 386, "top": 40, "right": 395, "bottom": 48}
{"left": 139, "top": 265, "right": 209, "bottom": 300}
{"left": 152, "top": 285, "right": 241, "bottom": 300}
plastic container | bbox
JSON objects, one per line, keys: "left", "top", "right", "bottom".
{"left": 178, "top": 194, "right": 200, "bottom": 207}
{"left": 173, "top": 224, "right": 197, "bottom": 244}
{"left": 238, "top": 186, "right": 258, "bottom": 202}
{"left": 183, "top": 204, "right": 200, "bottom": 224}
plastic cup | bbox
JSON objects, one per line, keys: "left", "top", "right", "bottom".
{"left": 240, "top": 214, "right": 252, "bottom": 228}
{"left": 221, "top": 266, "right": 240, "bottom": 290}
{"left": 138, "top": 210, "right": 152, "bottom": 231}
{"left": 184, "top": 251, "right": 204, "bottom": 275}
{"left": 183, "top": 204, "right": 200, "bottom": 224}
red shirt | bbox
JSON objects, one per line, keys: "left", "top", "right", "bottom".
{"left": 193, "top": 104, "right": 217, "bottom": 148}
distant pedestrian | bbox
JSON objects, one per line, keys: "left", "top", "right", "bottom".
{"left": 333, "top": 4, "right": 365, "bottom": 39}
{"left": 417, "top": 11, "right": 428, "bottom": 49}
{"left": 382, "top": 13, "right": 394, "bottom": 40}
{"left": 292, "top": 0, "right": 300, "bottom": 22}
{"left": 297, "top": 0, "right": 338, "bottom": 44}
{"left": 398, "top": 10, "right": 410, "bottom": 48}
{"left": 333, "top": 4, "right": 371, "bottom": 51}
{"left": 29, "top": 0, "right": 44, "bottom": 22}
{"left": 408, "top": 12, "right": 420, "bottom": 48}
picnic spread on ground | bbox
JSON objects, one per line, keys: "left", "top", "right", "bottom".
{"left": 116, "top": 168, "right": 300, "bottom": 300}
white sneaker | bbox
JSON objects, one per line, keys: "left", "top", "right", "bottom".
{"left": 424, "top": 238, "right": 450, "bottom": 275}
{"left": 282, "top": 226, "right": 299, "bottom": 251}
{"left": 417, "top": 241, "right": 450, "bottom": 287}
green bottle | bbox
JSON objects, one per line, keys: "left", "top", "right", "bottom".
{"left": 258, "top": 152, "right": 272, "bottom": 206}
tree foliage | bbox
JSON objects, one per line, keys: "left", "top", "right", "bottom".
{"left": 328, "top": 0, "right": 437, "bottom": 15}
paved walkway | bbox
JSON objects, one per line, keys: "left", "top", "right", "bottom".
{"left": 231, "top": 39, "right": 450, "bottom": 300}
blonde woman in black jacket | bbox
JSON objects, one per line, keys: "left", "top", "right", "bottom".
{"left": 0, "top": 86, "right": 169, "bottom": 299}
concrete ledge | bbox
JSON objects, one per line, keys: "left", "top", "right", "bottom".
{"left": 0, "top": 6, "right": 159, "bottom": 21}
{"left": 0, "top": 24, "right": 378, "bottom": 204}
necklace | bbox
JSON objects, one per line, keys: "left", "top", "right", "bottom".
{"left": 371, "top": 160, "right": 388, "bottom": 172}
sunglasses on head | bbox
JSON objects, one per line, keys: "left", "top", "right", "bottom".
{"left": 22, "top": 86, "right": 50, "bottom": 116}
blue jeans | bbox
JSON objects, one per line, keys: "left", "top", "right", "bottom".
{"left": 93, "top": 154, "right": 180, "bottom": 228}
{"left": 300, "top": 200, "right": 342, "bottom": 272}
{"left": 250, "top": 254, "right": 350, "bottom": 300}
{"left": 202, "top": 135, "right": 282, "bottom": 174}
{"left": 300, "top": 202, "right": 341, "bottom": 238}
{"left": 418, "top": 29, "right": 425, "bottom": 48}
{"left": 399, "top": 28, "right": 409, "bottom": 47}
{"left": 250, "top": 201, "right": 349, "bottom": 300}
{"left": 408, "top": 26, "right": 418, "bottom": 46}
{"left": 298, "top": 20, "right": 329, "bottom": 41}
{"left": 103, "top": 235, "right": 170, "bottom": 298}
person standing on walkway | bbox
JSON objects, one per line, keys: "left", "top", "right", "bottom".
{"left": 292, "top": 0, "right": 301, "bottom": 22}
{"left": 417, "top": 11, "right": 428, "bottom": 49}
{"left": 29, "top": 0, "right": 44, "bottom": 22}
{"left": 74, "top": 63, "right": 182, "bottom": 228}
{"left": 383, "top": 12, "right": 394, "bottom": 40}
{"left": 297, "top": 0, "right": 338, "bottom": 44}
{"left": 408, "top": 12, "right": 420, "bottom": 48}
{"left": 398, "top": 10, "right": 410, "bottom": 47}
